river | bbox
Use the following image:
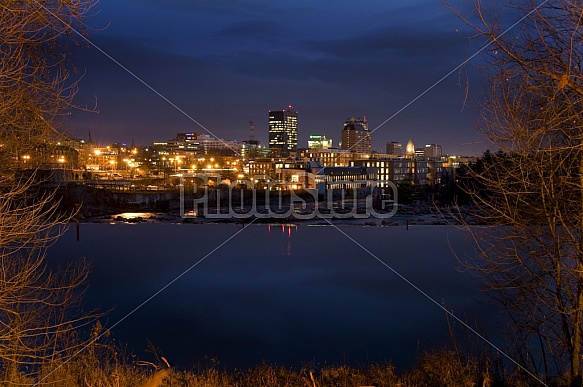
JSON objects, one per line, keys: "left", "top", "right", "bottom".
{"left": 47, "top": 221, "right": 495, "bottom": 371}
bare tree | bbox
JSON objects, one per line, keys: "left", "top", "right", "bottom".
{"left": 443, "top": 0, "right": 583, "bottom": 383}
{"left": 0, "top": 0, "right": 101, "bottom": 383}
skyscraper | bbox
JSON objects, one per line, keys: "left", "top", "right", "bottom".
{"left": 268, "top": 106, "right": 298, "bottom": 157}
{"left": 340, "top": 117, "right": 371, "bottom": 153}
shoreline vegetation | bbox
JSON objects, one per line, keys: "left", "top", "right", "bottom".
{"left": 28, "top": 340, "right": 546, "bottom": 387}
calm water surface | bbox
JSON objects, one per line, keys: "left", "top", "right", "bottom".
{"left": 47, "top": 222, "right": 495, "bottom": 370}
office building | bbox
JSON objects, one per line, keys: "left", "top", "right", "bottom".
{"left": 268, "top": 106, "right": 298, "bottom": 157}
{"left": 340, "top": 117, "right": 371, "bottom": 153}
{"left": 386, "top": 141, "right": 402, "bottom": 156}
{"left": 307, "top": 134, "right": 333, "bottom": 150}
{"left": 424, "top": 144, "right": 443, "bottom": 159}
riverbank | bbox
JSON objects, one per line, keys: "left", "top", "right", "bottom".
{"left": 76, "top": 205, "right": 477, "bottom": 227}
{"left": 58, "top": 184, "right": 478, "bottom": 226}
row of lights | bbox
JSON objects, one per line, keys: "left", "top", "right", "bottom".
{"left": 21, "top": 154, "right": 66, "bottom": 163}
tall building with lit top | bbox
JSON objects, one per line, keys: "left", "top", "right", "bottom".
{"left": 340, "top": 117, "right": 371, "bottom": 153}
{"left": 268, "top": 106, "right": 298, "bottom": 157}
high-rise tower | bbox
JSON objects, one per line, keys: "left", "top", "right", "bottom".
{"left": 268, "top": 105, "right": 298, "bottom": 157}
{"left": 340, "top": 116, "right": 371, "bottom": 153}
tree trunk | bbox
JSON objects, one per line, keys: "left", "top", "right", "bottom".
{"left": 573, "top": 161, "right": 583, "bottom": 383}
{"left": 574, "top": 267, "right": 583, "bottom": 380}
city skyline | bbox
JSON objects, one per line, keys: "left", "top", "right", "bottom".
{"left": 67, "top": 1, "right": 494, "bottom": 156}
{"left": 95, "top": 128, "right": 451, "bottom": 158}
{"left": 80, "top": 104, "right": 456, "bottom": 156}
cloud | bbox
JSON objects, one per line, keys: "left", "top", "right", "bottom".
{"left": 131, "top": 0, "right": 277, "bottom": 17}
{"left": 300, "top": 26, "right": 469, "bottom": 62}
{"left": 216, "top": 20, "right": 284, "bottom": 41}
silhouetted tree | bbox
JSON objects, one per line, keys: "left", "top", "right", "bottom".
{"left": 445, "top": 0, "right": 583, "bottom": 383}
{"left": 0, "top": 0, "right": 101, "bottom": 383}
{"left": 396, "top": 177, "right": 420, "bottom": 205}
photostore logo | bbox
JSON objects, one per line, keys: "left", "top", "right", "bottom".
{"left": 179, "top": 173, "right": 398, "bottom": 219}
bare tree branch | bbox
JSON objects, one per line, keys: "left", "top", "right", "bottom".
{"left": 446, "top": 0, "right": 583, "bottom": 384}
{"left": 0, "top": 0, "right": 104, "bottom": 383}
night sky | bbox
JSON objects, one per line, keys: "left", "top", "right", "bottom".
{"left": 68, "top": 1, "right": 494, "bottom": 156}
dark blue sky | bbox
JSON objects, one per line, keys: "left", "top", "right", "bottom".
{"left": 69, "top": 0, "right": 492, "bottom": 155}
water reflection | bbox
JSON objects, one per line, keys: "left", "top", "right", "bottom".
{"left": 267, "top": 224, "right": 299, "bottom": 256}
{"left": 110, "top": 212, "right": 156, "bottom": 223}
{"left": 46, "top": 223, "right": 493, "bottom": 371}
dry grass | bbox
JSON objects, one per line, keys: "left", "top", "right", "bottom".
{"left": 2, "top": 342, "right": 568, "bottom": 387}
